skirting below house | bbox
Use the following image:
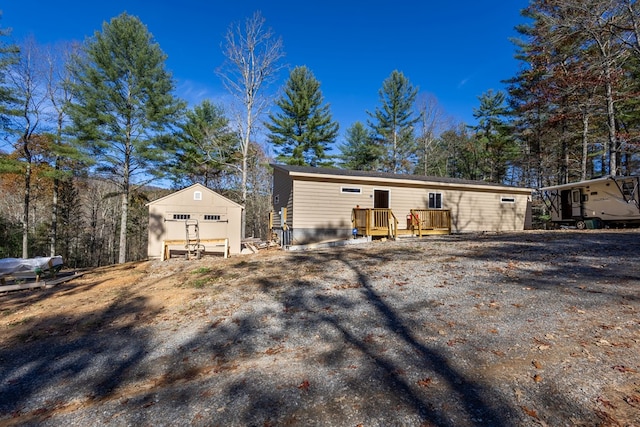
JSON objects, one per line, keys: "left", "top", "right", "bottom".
{"left": 290, "top": 228, "right": 353, "bottom": 245}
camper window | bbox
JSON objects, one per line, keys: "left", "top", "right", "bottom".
{"left": 501, "top": 197, "right": 515, "bottom": 203}
{"left": 622, "top": 182, "right": 635, "bottom": 197}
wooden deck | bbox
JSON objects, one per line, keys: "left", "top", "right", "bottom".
{"left": 352, "top": 208, "right": 451, "bottom": 239}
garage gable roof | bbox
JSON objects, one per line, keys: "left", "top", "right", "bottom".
{"left": 146, "top": 183, "right": 244, "bottom": 208}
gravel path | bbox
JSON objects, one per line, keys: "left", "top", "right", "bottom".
{"left": 1, "top": 230, "right": 639, "bottom": 426}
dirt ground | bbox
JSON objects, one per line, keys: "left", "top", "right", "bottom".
{"left": 1, "top": 230, "right": 639, "bottom": 426}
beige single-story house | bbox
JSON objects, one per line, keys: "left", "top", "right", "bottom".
{"left": 271, "top": 164, "right": 533, "bottom": 245}
{"left": 147, "top": 183, "right": 243, "bottom": 259}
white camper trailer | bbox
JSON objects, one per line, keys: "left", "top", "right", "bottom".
{"left": 539, "top": 176, "right": 640, "bottom": 229}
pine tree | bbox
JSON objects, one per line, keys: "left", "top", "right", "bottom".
{"left": 471, "top": 90, "right": 516, "bottom": 183}
{"left": 170, "top": 100, "right": 239, "bottom": 189}
{"left": 68, "top": 13, "right": 185, "bottom": 264}
{"left": 368, "top": 70, "right": 421, "bottom": 174}
{"left": 0, "top": 13, "right": 18, "bottom": 129}
{"left": 338, "top": 121, "right": 382, "bottom": 170}
{"left": 267, "top": 66, "right": 339, "bottom": 167}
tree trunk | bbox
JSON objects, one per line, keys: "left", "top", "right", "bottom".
{"left": 118, "top": 189, "right": 129, "bottom": 264}
{"left": 581, "top": 111, "right": 589, "bottom": 181}
{"left": 22, "top": 161, "right": 31, "bottom": 259}
{"left": 604, "top": 67, "right": 618, "bottom": 175}
{"left": 50, "top": 166, "right": 59, "bottom": 257}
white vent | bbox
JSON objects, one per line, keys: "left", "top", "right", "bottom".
{"left": 194, "top": 191, "right": 202, "bottom": 201}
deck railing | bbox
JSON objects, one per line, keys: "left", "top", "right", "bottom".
{"left": 409, "top": 209, "right": 451, "bottom": 235}
{"left": 352, "top": 208, "right": 398, "bottom": 239}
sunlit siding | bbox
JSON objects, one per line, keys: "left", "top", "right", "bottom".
{"left": 292, "top": 179, "right": 367, "bottom": 229}
{"left": 289, "top": 178, "right": 530, "bottom": 233}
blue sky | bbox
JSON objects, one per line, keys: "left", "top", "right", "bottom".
{"left": 1, "top": 1, "right": 529, "bottom": 145}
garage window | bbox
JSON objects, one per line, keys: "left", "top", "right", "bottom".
{"left": 173, "top": 214, "right": 191, "bottom": 220}
{"left": 204, "top": 214, "right": 221, "bottom": 221}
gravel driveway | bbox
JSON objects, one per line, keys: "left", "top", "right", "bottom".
{"left": 1, "top": 230, "right": 639, "bottom": 426}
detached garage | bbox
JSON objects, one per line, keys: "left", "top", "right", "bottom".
{"left": 147, "top": 183, "right": 243, "bottom": 259}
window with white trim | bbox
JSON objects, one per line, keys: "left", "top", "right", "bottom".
{"left": 341, "top": 187, "right": 362, "bottom": 194}
{"left": 194, "top": 191, "right": 202, "bottom": 201}
{"left": 500, "top": 197, "right": 516, "bottom": 204}
{"left": 203, "top": 214, "right": 221, "bottom": 221}
{"left": 173, "top": 214, "right": 191, "bottom": 220}
{"left": 428, "top": 192, "right": 442, "bottom": 209}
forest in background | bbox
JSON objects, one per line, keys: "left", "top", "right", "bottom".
{"left": 1, "top": 0, "right": 640, "bottom": 266}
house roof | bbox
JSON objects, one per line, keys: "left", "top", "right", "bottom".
{"left": 271, "top": 164, "right": 533, "bottom": 193}
{"left": 146, "top": 183, "right": 244, "bottom": 208}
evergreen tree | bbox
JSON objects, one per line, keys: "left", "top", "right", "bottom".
{"left": 471, "top": 90, "right": 516, "bottom": 183}
{"left": 267, "top": 66, "right": 339, "bottom": 167}
{"left": 338, "top": 121, "right": 382, "bottom": 170}
{"left": 0, "top": 13, "right": 19, "bottom": 130}
{"left": 367, "top": 70, "right": 421, "bottom": 174}
{"left": 68, "top": 13, "right": 185, "bottom": 264}
{"left": 170, "top": 100, "right": 239, "bottom": 189}
{"left": 439, "top": 123, "right": 485, "bottom": 181}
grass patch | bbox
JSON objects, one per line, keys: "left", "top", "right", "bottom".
{"left": 189, "top": 278, "right": 212, "bottom": 289}
{"left": 191, "top": 267, "right": 212, "bottom": 275}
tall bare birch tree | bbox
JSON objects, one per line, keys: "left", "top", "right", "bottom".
{"left": 7, "top": 37, "right": 48, "bottom": 258}
{"left": 217, "top": 11, "right": 284, "bottom": 239}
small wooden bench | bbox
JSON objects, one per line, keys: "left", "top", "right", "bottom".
{"left": 162, "top": 238, "right": 229, "bottom": 261}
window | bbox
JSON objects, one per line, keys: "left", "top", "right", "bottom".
{"left": 341, "top": 187, "right": 362, "bottom": 194}
{"left": 204, "top": 214, "right": 221, "bottom": 221}
{"left": 572, "top": 191, "right": 580, "bottom": 203}
{"left": 173, "top": 214, "right": 191, "bottom": 220}
{"left": 501, "top": 197, "right": 515, "bottom": 203}
{"left": 622, "top": 181, "right": 635, "bottom": 197}
{"left": 428, "top": 192, "right": 442, "bottom": 209}
{"left": 194, "top": 191, "right": 202, "bottom": 201}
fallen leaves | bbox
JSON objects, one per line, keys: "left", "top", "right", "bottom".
{"left": 521, "top": 406, "right": 539, "bottom": 419}
{"left": 597, "top": 396, "right": 617, "bottom": 409}
{"left": 265, "top": 346, "right": 284, "bottom": 355}
{"left": 623, "top": 394, "right": 640, "bottom": 407}
{"left": 297, "top": 379, "right": 310, "bottom": 391}
{"left": 612, "top": 365, "right": 638, "bottom": 373}
{"left": 417, "top": 377, "right": 432, "bottom": 387}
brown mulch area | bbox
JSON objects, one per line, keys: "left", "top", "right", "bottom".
{"left": 1, "top": 230, "right": 639, "bottom": 426}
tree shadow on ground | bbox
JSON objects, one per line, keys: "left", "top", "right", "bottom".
{"left": 0, "top": 287, "right": 159, "bottom": 421}
{"left": 3, "top": 231, "right": 634, "bottom": 425}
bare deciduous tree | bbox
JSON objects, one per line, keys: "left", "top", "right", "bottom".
{"left": 44, "top": 42, "right": 77, "bottom": 256}
{"left": 8, "top": 36, "right": 48, "bottom": 258}
{"left": 216, "top": 11, "right": 284, "bottom": 238}
{"left": 416, "top": 93, "right": 449, "bottom": 176}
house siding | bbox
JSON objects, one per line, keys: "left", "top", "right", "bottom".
{"left": 271, "top": 165, "right": 532, "bottom": 245}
